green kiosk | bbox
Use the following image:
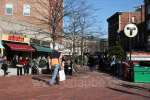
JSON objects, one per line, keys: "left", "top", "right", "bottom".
{"left": 132, "top": 52, "right": 150, "bottom": 83}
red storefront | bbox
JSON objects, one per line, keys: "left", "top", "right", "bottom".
{"left": 2, "top": 34, "right": 35, "bottom": 61}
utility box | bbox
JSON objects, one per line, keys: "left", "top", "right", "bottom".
{"left": 134, "top": 64, "right": 150, "bottom": 83}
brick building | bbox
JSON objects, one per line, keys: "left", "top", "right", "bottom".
{"left": 100, "top": 38, "right": 108, "bottom": 52}
{"left": 0, "top": 0, "right": 64, "bottom": 59}
{"left": 145, "top": 0, "right": 150, "bottom": 50}
{"left": 107, "top": 5, "right": 145, "bottom": 52}
{"left": 0, "top": 0, "right": 62, "bottom": 30}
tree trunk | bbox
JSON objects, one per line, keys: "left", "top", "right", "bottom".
{"left": 53, "top": 37, "right": 56, "bottom": 50}
{"left": 72, "top": 34, "right": 76, "bottom": 63}
{"left": 72, "top": 22, "right": 76, "bottom": 63}
{"left": 81, "top": 27, "right": 84, "bottom": 67}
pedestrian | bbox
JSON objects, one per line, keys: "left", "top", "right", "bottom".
{"left": 25, "top": 57, "right": 31, "bottom": 74}
{"left": 49, "top": 50, "right": 62, "bottom": 86}
{"left": 88, "top": 55, "right": 94, "bottom": 71}
{"left": 14, "top": 56, "right": 23, "bottom": 75}
{"left": 98, "top": 56, "right": 104, "bottom": 71}
{"left": 110, "top": 55, "right": 116, "bottom": 73}
{"left": 12, "top": 55, "right": 22, "bottom": 75}
{"left": 1, "top": 56, "right": 9, "bottom": 76}
{"left": 64, "top": 57, "right": 69, "bottom": 75}
{"left": 20, "top": 58, "right": 28, "bottom": 75}
{"left": 68, "top": 57, "right": 73, "bottom": 76}
{"left": 84, "top": 55, "right": 88, "bottom": 68}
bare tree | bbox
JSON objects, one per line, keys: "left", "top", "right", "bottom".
{"left": 28, "top": 0, "right": 82, "bottom": 49}
{"left": 63, "top": 0, "right": 91, "bottom": 55}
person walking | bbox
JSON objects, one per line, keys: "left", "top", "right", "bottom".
{"left": 88, "top": 55, "right": 94, "bottom": 71}
{"left": 1, "top": 56, "right": 9, "bottom": 76}
{"left": 49, "top": 50, "right": 62, "bottom": 86}
{"left": 84, "top": 55, "right": 89, "bottom": 68}
{"left": 98, "top": 56, "right": 104, "bottom": 71}
{"left": 68, "top": 57, "right": 73, "bottom": 76}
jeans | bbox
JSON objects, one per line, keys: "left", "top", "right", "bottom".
{"left": 17, "top": 67, "right": 22, "bottom": 75}
{"left": 24, "top": 66, "right": 29, "bottom": 74}
{"left": 84, "top": 62, "right": 88, "bottom": 67}
{"left": 50, "top": 64, "right": 60, "bottom": 84}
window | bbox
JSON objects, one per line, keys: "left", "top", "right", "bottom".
{"left": 132, "top": 16, "right": 136, "bottom": 23}
{"left": 23, "top": 5, "right": 30, "bottom": 16}
{"left": 6, "top": 4, "right": 13, "bottom": 15}
{"left": 147, "top": 5, "right": 150, "bottom": 15}
{"left": 147, "top": 20, "right": 150, "bottom": 30}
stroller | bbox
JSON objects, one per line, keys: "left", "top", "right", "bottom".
{"left": 31, "top": 59, "right": 39, "bottom": 74}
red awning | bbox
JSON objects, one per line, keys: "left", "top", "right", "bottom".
{"left": 4, "top": 43, "right": 35, "bottom": 52}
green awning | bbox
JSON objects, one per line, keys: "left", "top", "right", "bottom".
{"left": 32, "top": 45, "right": 52, "bottom": 52}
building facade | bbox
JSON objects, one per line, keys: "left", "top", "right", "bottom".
{"left": 0, "top": 0, "right": 62, "bottom": 30}
{"left": 0, "top": 0, "right": 63, "bottom": 58}
{"left": 107, "top": 5, "right": 145, "bottom": 52}
{"left": 62, "top": 36, "right": 99, "bottom": 56}
{"left": 0, "top": 0, "right": 64, "bottom": 59}
{"left": 145, "top": 0, "right": 150, "bottom": 50}
{"left": 100, "top": 38, "right": 108, "bottom": 52}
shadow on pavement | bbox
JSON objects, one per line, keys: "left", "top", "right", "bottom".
{"left": 32, "top": 76, "right": 50, "bottom": 85}
{"left": 106, "top": 87, "right": 150, "bottom": 99}
{"left": 32, "top": 74, "right": 73, "bottom": 85}
{"left": 116, "top": 83, "right": 150, "bottom": 92}
{"left": 98, "top": 70, "right": 129, "bottom": 82}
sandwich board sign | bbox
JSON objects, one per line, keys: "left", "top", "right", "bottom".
{"left": 124, "top": 23, "right": 138, "bottom": 38}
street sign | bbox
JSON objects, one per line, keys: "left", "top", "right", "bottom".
{"left": 124, "top": 23, "right": 138, "bottom": 38}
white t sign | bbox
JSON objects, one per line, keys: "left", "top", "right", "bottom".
{"left": 124, "top": 23, "right": 138, "bottom": 38}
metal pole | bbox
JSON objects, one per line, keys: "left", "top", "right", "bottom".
{"left": 129, "top": 37, "right": 132, "bottom": 64}
{"left": 129, "top": 37, "right": 132, "bottom": 81}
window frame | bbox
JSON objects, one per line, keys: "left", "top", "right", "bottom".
{"left": 5, "top": 3, "right": 13, "bottom": 15}
{"left": 147, "top": 4, "right": 150, "bottom": 15}
{"left": 147, "top": 20, "right": 150, "bottom": 30}
{"left": 132, "top": 16, "right": 136, "bottom": 23}
{"left": 23, "top": 4, "right": 30, "bottom": 16}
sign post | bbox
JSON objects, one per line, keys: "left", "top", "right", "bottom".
{"left": 124, "top": 23, "right": 138, "bottom": 64}
{"left": 124, "top": 23, "right": 138, "bottom": 81}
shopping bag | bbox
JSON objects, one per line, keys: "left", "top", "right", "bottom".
{"left": 59, "top": 70, "right": 66, "bottom": 81}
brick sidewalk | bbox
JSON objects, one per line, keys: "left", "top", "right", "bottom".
{"left": 0, "top": 71, "right": 150, "bottom": 100}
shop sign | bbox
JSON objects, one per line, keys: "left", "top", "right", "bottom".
{"left": 127, "top": 52, "right": 150, "bottom": 61}
{"left": 2, "top": 34, "right": 29, "bottom": 43}
{"left": 8, "top": 36, "right": 24, "bottom": 42}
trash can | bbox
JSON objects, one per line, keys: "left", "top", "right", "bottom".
{"left": 134, "top": 64, "right": 150, "bottom": 83}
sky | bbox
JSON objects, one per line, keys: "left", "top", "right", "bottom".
{"left": 87, "top": 0, "right": 144, "bottom": 38}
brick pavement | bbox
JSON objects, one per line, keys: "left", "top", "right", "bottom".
{"left": 0, "top": 70, "right": 150, "bottom": 100}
